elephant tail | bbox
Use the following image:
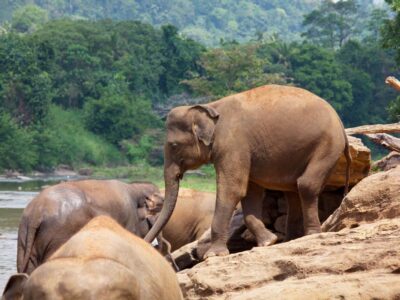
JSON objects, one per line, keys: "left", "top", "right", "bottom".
{"left": 17, "top": 214, "right": 41, "bottom": 274}
{"left": 343, "top": 133, "right": 352, "bottom": 196}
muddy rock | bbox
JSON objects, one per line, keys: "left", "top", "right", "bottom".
{"left": 322, "top": 165, "right": 400, "bottom": 232}
{"left": 178, "top": 219, "right": 400, "bottom": 300}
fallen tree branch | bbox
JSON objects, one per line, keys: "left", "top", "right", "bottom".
{"left": 365, "top": 133, "right": 400, "bottom": 153}
{"left": 386, "top": 76, "right": 400, "bottom": 92}
{"left": 345, "top": 123, "right": 400, "bottom": 135}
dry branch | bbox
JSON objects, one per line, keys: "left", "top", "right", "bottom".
{"left": 345, "top": 123, "right": 400, "bottom": 135}
{"left": 365, "top": 133, "right": 400, "bottom": 153}
{"left": 386, "top": 76, "right": 400, "bottom": 92}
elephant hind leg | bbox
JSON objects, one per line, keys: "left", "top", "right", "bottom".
{"left": 284, "top": 191, "right": 304, "bottom": 241}
{"left": 297, "top": 151, "right": 338, "bottom": 236}
{"left": 242, "top": 182, "right": 277, "bottom": 247}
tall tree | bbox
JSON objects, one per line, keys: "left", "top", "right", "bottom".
{"left": 302, "top": 0, "right": 359, "bottom": 49}
{"left": 288, "top": 43, "right": 353, "bottom": 120}
{"left": 11, "top": 4, "right": 48, "bottom": 33}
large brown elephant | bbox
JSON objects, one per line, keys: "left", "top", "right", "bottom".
{"left": 3, "top": 216, "right": 183, "bottom": 300}
{"left": 17, "top": 180, "right": 163, "bottom": 274}
{"left": 161, "top": 188, "right": 216, "bottom": 251}
{"left": 145, "top": 85, "right": 351, "bottom": 258}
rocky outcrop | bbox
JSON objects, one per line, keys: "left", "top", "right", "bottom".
{"left": 325, "top": 136, "right": 371, "bottom": 189}
{"left": 322, "top": 165, "right": 400, "bottom": 232}
{"left": 178, "top": 218, "right": 400, "bottom": 300}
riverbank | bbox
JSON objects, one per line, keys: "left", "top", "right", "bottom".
{"left": 0, "top": 164, "right": 217, "bottom": 192}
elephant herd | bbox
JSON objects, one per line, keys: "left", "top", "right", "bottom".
{"left": 2, "top": 85, "right": 351, "bottom": 299}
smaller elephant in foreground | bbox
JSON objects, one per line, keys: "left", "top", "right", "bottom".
{"left": 17, "top": 180, "right": 163, "bottom": 274}
{"left": 161, "top": 188, "right": 216, "bottom": 251}
{"left": 3, "top": 216, "right": 183, "bottom": 300}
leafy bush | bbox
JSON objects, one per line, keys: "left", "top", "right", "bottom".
{"left": 34, "top": 105, "right": 124, "bottom": 169}
{"left": 0, "top": 112, "right": 37, "bottom": 171}
{"left": 388, "top": 96, "right": 400, "bottom": 121}
{"left": 121, "top": 135, "right": 154, "bottom": 164}
{"left": 83, "top": 81, "right": 160, "bottom": 144}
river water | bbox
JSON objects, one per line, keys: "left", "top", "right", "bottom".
{"left": 0, "top": 177, "right": 76, "bottom": 292}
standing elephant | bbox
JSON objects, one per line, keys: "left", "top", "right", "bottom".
{"left": 145, "top": 85, "right": 351, "bottom": 258}
{"left": 161, "top": 188, "right": 216, "bottom": 251}
{"left": 3, "top": 216, "right": 183, "bottom": 300}
{"left": 17, "top": 180, "right": 162, "bottom": 274}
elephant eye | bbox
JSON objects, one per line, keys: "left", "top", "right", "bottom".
{"left": 170, "top": 142, "right": 178, "bottom": 148}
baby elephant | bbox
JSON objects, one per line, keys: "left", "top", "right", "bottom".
{"left": 3, "top": 216, "right": 183, "bottom": 300}
{"left": 17, "top": 180, "right": 163, "bottom": 274}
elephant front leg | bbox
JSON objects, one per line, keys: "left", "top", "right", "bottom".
{"left": 204, "top": 166, "right": 249, "bottom": 259}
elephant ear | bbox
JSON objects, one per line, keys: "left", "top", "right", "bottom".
{"left": 190, "top": 105, "right": 219, "bottom": 146}
{"left": 2, "top": 273, "right": 28, "bottom": 300}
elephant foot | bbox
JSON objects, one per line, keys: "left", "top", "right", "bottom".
{"left": 304, "top": 227, "right": 321, "bottom": 236}
{"left": 258, "top": 232, "right": 278, "bottom": 247}
{"left": 204, "top": 245, "right": 229, "bottom": 259}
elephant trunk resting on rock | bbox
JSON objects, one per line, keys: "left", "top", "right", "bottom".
{"left": 3, "top": 216, "right": 183, "bottom": 300}
{"left": 145, "top": 84, "right": 351, "bottom": 258}
{"left": 17, "top": 180, "right": 163, "bottom": 274}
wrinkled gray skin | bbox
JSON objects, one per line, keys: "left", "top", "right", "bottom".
{"left": 145, "top": 85, "right": 351, "bottom": 258}
{"left": 17, "top": 180, "right": 163, "bottom": 274}
{"left": 3, "top": 216, "right": 183, "bottom": 300}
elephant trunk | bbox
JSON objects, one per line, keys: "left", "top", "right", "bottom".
{"left": 144, "top": 163, "right": 180, "bottom": 243}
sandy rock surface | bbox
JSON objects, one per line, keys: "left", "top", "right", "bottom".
{"left": 178, "top": 219, "right": 400, "bottom": 300}
{"left": 323, "top": 165, "right": 400, "bottom": 232}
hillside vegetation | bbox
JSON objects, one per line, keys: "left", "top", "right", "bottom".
{"left": 0, "top": 0, "right": 386, "bottom": 45}
{"left": 0, "top": 0, "right": 399, "bottom": 173}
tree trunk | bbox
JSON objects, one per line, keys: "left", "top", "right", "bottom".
{"left": 386, "top": 76, "right": 400, "bottom": 92}
{"left": 365, "top": 133, "right": 400, "bottom": 153}
{"left": 345, "top": 123, "right": 400, "bottom": 135}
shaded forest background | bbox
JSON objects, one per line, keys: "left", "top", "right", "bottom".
{"left": 0, "top": 0, "right": 400, "bottom": 172}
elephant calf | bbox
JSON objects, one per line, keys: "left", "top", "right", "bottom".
{"left": 161, "top": 188, "right": 216, "bottom": 251}
{"left": 17, "top": 180, "right": 163, "bottom": 274}
{"left": 3, "top": 216, "right": 183, "bottom": 300}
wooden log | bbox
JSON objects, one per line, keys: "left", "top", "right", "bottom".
{"left": 345, "top": 123, "right": 400, "bottom": 135}
{"left": 386, "top": 76, "right": 400, "bottom": 92}
{"left": 372, "top": 152, "right": 400, "bottom": 171}
{"left": 365, "top": 133, "right": 400, "bottom": 153}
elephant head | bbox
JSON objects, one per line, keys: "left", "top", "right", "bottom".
{"left": 144, "top": 104, "right": 219, "bottom": 243}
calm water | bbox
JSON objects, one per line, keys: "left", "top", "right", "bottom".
{"left": 0, "top": 177, "right": 77, "bottom": 292}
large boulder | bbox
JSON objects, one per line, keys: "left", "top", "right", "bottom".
{"left": 178, "top": 218, "right": 400, "bottom": 300}
{"left": 325, "top": 136, "right": 371, "bottom": 189}
{"left": 322, "top": 165, "right": 400, "bottom": 232}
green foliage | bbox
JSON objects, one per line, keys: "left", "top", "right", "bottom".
{"left": 37, "top": 105, "right": 124, "bottom": 169}
{"left": 336, "top": 39, "right": 398, "bottom": 125}
{"left": 288, "top": 43, "right": 353, "bottom": 114}
{"left": 383, "top": 0, "right": 400, "bottom": 63}
{"left": 121, "top": 135, "right": 154, "bottom": 164}
{"left": 0, "top": 34, "right": 53, "bottom": 125}
{"left": 0, "top": 2, "right": 397, "bottom": 172}
{"left": 83, "top": 80, "right": 159, "bottom": 144}
{"left": 302, "top": 0, "right": 361, "bottom": 49}
{"left": 11, "top": 4, "right": 48, "bottom": 33}
{"left": 0, "top": 112, "right": 37, "bottom": 171}
{"left": 388, "top": 96, "right": 400, "bottom": 121}
{"left": 183, "top": 43, "right": 285, "bottom": 98}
